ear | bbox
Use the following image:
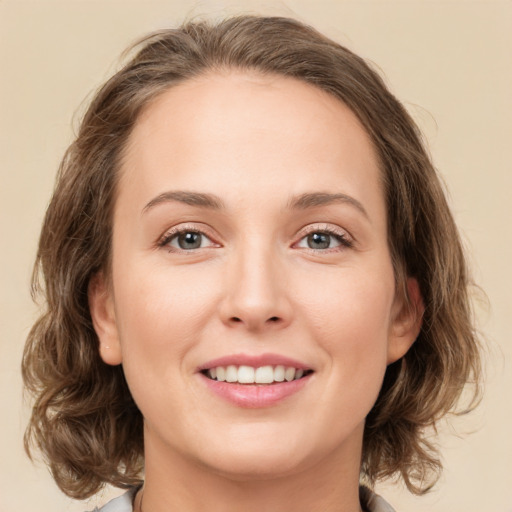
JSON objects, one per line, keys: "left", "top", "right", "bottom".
{"left": 88, "top": 272, "right": 123, "bottom": 366}
{"left": 387, "top": 277, "right": 424, "bottom": 365}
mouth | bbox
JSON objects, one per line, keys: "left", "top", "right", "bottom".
{"left": 197, "top": 355, "right": 314, "bottom": 408}
{"left": 201, "top": 365, "right": 314, "bottom": 385}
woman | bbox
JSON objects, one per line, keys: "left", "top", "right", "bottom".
{"left": 22, "top": 16, "right": 481, "bottom": 512}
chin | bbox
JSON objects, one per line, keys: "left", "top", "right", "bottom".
{"left": 203, "top": 450, "right": 311, "bottom": 482}
{"left": 189, "top": 424, "right": 330, "bottom": 481}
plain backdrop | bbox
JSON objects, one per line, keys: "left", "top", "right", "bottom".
{"left": 1, "top": 1, "right": 511, "bottom": 511}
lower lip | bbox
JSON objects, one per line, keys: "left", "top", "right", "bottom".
{"left": 199, "top": 373, "right": 311, "bottom": 408}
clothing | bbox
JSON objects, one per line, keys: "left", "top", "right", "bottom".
{"left": 89, "top": 486, "right": 396, "bottom": 512}
{"left": 360, "top": 486, "right": 397, "bottom": 512}
{"left": 88, "top": 488, "right": 137, "bottom": 512}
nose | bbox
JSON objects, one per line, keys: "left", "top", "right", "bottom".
{"left": 219, "top": 244, "right": 293, "bottom": 332}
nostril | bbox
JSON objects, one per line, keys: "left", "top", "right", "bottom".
{"left": 227, "top": 316, "right": 283, "bottom": 326}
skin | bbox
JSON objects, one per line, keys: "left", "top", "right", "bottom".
{"left": 89, "top": 71, "right": 422, "bottom": 512}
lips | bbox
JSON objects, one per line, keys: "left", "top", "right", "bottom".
{"left": 197, "top": 354, "right": 313, "bottom": 408}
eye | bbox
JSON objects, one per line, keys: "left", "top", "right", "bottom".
{"left": 160, "top": 228, "right": 218, "bottom": 251}
{"left": 295, "top": 228, "right": 352, "bottom": 251}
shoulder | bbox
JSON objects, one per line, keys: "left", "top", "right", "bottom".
{"left": 85, "top": 489, "right": 136, "bottom": 512}
{"left": 360, "top": 486, "right": 397, "bottom": 512}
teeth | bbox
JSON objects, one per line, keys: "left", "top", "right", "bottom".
{"left": 204, "top": 365, "right": 309, "bottom": 384}
{"left": 274, "top": 365, "right": 285, "bottom": 382}
{"left": 226, "top": 365, "right": 238, "bottom": 383}
{"left": 255, "top": 366, "right": 274, "bottom": 384}
{"left": 284, "top": 367, "right": 295, "bottom": 382}
{"left": 238, "top": 365, "right": 255, "bottom": 383}
{"left": 216, "top": 367, "right": 226, "bottom": 382}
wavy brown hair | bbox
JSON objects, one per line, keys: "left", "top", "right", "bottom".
{"left": 22, "top": 15, "right": 482, "bottom": 500}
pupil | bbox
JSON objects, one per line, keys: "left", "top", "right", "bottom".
{"left": 178, "top": 232, "right": 201, "bottom": 249}
{"left": 308, "top": 232, "right": 330, "bottom": 249}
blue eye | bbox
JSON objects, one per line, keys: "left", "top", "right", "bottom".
{"left": 174, "top": 232, "right": 203, "bottom": 250}
{"left": 306, "top": 232, "right": 336, "bottom": 249}
{"left": 296, "top": 229, "right": 351, "bottom": 250}
{"left": 163, "top": 230, "right": 216, "bottom": 251}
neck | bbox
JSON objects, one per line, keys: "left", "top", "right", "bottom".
{"left": 140, "top": 426, "right": 364, "bottom": 512}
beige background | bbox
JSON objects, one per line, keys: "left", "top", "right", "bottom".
{"left": 1, "top": 1, "right": 511, "bottom": 511}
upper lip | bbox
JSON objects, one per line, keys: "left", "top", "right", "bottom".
{"left": 197, "top": 353, "right": 312, "bottom": 372}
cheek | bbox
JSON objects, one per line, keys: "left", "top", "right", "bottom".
{"left": 110, "top": 263, "right": 221, "bottom": 420}
{"left": 111, "top": 259, "right": 223, "bottom": 368}
{"left": 297, "top": 268, "right": 394, "bottom": 375}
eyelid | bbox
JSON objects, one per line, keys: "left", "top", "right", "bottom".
{"left": 157, "top": 223, "right": 221, "bottom": 251}
{"left": 293, "top": 223, "right": 354, "bottom": 250}
{"left": 156, "top": 222, "right": 353, "bottom": 252}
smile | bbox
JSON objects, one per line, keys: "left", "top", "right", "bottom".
{"left": 198, "top": 354, "right": 314, "bottom": 408}
{"left": 202, "top": 365, "right": 313, "bottom": 384}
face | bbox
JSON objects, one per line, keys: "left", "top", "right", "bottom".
{"left": 90, "top": 72, "right": 421, "bottom": 480}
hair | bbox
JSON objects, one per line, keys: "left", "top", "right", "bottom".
{"left": 22, "top": 15, "right": 481, "bottom": 500}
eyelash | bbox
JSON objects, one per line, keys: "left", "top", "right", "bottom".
{"left": 157, "top": 224, "right": 353, "bottom": 253}
{"left": 158, "top": 224, "right": 218, "bottom": 252}
{"left": 295, "top": 225, "right": 353, "bottom": 252}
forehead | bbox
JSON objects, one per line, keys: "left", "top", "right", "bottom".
{"left": 127, "top": 71, "right": 377, "bottom": 161}
{"left": 119, "top": 71, "right": 384, "bottom": 219}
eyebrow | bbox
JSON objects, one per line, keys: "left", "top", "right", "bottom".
{"left": 142, "top": 190, "right": 368, "bottom": 219}
{"left": 288, "top": 192, "right": 369, "bottom": 219}
{"left": 142, "top": 191, "right": 225, "bottom": 214}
